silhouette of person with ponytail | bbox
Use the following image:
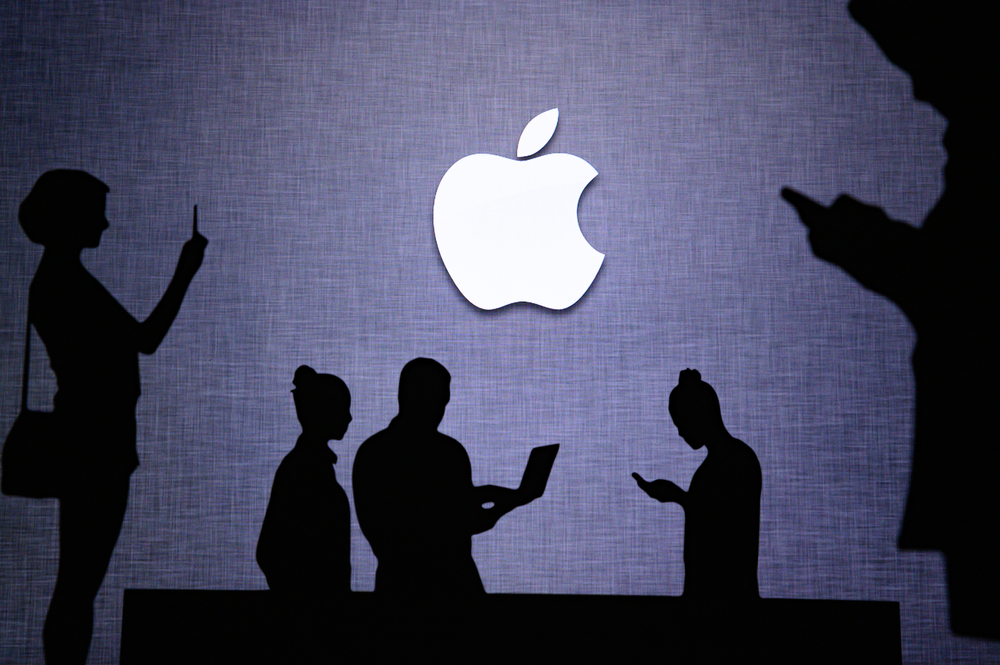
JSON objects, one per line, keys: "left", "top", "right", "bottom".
{"left": 633, "top": 369, "right": 761, "bottom": 601}
{"left": 16, "top": 169, "right": 206, "bottom": 664}
{"left": 257, "top": 366, "right": 353, "bottom": 597}
{"left": 782, "top": 0, "right": 1000, "bottom": 638}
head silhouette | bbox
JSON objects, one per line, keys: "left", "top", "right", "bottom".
{"left": 668, "top": 369, "right": 726, "bottom": 449}
{"left": 397, "top": 358, "right": 451, "bottom": 429}
{"left": 19, "top": 169, "right": 110, "bottom": 249}
{"left": 847, "top": 1, "right": 991, "bottom": 120}
{"left": 292, "top": 365, "right": 351, "bottom": 441}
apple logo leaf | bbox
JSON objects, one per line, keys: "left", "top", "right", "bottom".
{"left": 517, "top": 108, "right": 559, "bottom": 159}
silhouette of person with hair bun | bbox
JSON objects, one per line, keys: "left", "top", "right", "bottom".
{"left": 256, "top": 366, "right": 353, "bottom": 597}
{"left": 15, "top": 169, "right": 206, "bottom": 664}
{"left": 633, "top": 369, "right": 762, "bottom": 600}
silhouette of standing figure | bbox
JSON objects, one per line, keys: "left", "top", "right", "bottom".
{"left": 256, "top": 366, "right": 353, "bottom": 597}
{"left": 782, "top": 1, "right": 1000, "bottom": 639}
{"left": 16, "top": 169, "right": 206, "bottom": 664}
{"left": 352, "top": 358, "right": 525, "bottom": 596}
{"left": 633, "top": 369, "right": 761, "bottom": 600}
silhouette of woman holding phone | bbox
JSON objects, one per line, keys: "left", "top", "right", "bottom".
{"left": 256, "top": 365, "right": 353, "bottom": 598}
{"left": 633, "top": 369, "right": 761, "bottom": 601}
{"left": 18, "top": 170, "right": 207, "bottom": 664}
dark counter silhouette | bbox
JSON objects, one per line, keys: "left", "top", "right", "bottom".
{"left": 120, "top": 590, "right": 902, "bottom": 664}
{"left": 782, "top": 0, "right": 1000, "bottom": 639}
{"left": 352, "top": 358, "right": 541, "bottom": 596}
{"left": 256, "top": 365, "right": 352, "bottom": 598}
{"left": 634, "top": 369, "right": 762, "bottom": 600}
{"left": 4, "top": 169, "right": 206, "bottom": 664}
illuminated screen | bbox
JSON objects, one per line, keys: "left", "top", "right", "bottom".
{"left": 1, "top": 1, "right": 995, "bottom": 662}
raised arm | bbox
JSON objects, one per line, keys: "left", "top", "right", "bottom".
{"left": 138, "top": 208, "right": 207, "bottom": 354}
{"left": 632, "top": 472, "right": 686, "bottom": 507}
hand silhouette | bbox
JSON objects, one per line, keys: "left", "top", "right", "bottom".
{"left": 179, "top": 205, "right": 208, "bottom": 276}
{"left": 780, "top": 188, "right": 828, "bottom": 229}
{"left": 468, "top": 485, "right": 524, "bottom": 534}
{"left": 781, "top": 188, "right": 894, "bottom": 264}
{"left": 632, "top": 472, "right": 685, "bottom": 504}
{"left": 478, "top": 485, "right": 524, "bottom": 511}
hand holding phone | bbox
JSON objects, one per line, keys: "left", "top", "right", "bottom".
{"left": 180, "top": 205, "right": 208, "bottom": 275}
{"left": 780, "top": 187, "right": 828, "bottom": 229}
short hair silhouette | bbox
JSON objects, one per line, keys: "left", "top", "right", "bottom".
{"left": 19, "top": 169, "right": 109, "bottom": 246}
{"left": 397, "top": 357, "right": 451, "bottom": 423}
{"left": 353, "top": 358, "right": 540, "bottom": 597}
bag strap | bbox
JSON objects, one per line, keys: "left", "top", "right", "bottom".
{"left": 20, "top": 307, "right": 30, "bottom": 414}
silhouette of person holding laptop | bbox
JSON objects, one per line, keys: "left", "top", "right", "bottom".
{"left": 257, "top": 366, "right": 353, "bottom": 598}
{"left": 633, "top": 369, "right": 761, "bottom": 600}
{"left": 781, "top": 0, "right": 1000, "bottom": 639}
{"left": 352, "top": 358, "right": 556, "bottom": 596}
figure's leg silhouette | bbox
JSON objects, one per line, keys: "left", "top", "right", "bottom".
{"left": 43, "top": 479, "right": 129, "bottom": 665}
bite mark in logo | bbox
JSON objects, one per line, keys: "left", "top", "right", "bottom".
{"left": 433, "top": 109, "right": 604, "bottom": 310}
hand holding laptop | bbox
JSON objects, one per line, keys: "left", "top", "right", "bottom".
{"left": 472, "top": 444, "right": 559, "bottom": 535}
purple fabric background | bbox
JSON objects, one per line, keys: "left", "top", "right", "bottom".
{"left": 1, "top": 1, "right": 995, "bottom": 662}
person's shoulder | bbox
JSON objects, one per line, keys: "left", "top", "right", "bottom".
{"left": 272, "top": 446, "right": 340, "bottom": 497}
{"left": 730, "top": 438, "right": 762, "bottom": 480}
{"left": 31, "top": 260, "right": 123, "bottom": 321}
{"left": 29, "top": 259, "right": 70, "bottom": 305}
{"left": 429, "top": 431, "right": 472, "bottom": 468}
{"left": 735, "top": 436, "right": 759, "bottom": 457}
{"left": 273, "top": 447, "right": 303, "bottom": 479}
{"left": 356, "top": 427, "right": 392, "bottom": 457}
{"left": 263, "top": 450, "right": 301, "bottom": 507}
{"left": 353, "top": 427, "right": 394, "bottom": 478}
{"left": 431, "top": 429, "right": 459, "bottom": 444}
{"left": 31, "top": 257, "right": 90, "bottom": 290}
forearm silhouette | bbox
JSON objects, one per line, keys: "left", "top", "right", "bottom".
{"left": 632, "top": 473, "right": 686, "bottom": 507}
{"left": 138, "top": 209, "right": 208, "bottom": 353}
{"left": 469, "top": 484, "right": 523, "bottom": 534}
{"left": 781, "top": 189, "right": 923, "bottom": 321}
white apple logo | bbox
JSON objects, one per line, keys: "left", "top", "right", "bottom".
{"left": 433, "top": 109, "right": 604, "bottom": 310}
